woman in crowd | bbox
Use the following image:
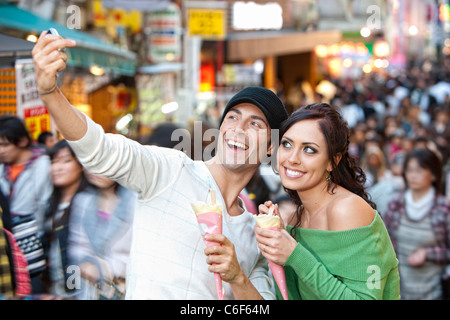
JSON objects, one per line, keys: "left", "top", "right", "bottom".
{"left": 68, "top": 171, "right": 136, "bottom": 300}
{"left": 254, "top": 103, "right": 400, "bottom": 300}
{"left": 383, "top": 147, "right": 450, "bottom": 300}
{"left": 360, "top": 145, "right": 392, "bottom": 188}
{"left": 43, "top": 139, "right": 90, "bottom": 298}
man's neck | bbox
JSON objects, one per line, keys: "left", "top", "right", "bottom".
{"left": 12, "top": 149, "right": 33, "bottom": 166}
{"left": 204, "top": 157, "right": 258, "bottom": 216}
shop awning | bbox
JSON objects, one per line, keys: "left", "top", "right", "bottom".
{"left": 227, "top": 29, "right": 342, "bottom": 61}
{"left": 0, "top": 4, "right": 136, "bottom": 76}
{"left": 0, "top": 33, "right": 35, "bottom": 66}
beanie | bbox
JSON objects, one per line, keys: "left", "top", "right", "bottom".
{"left": 219, "top": 87, "right": 288, "bottom": 130}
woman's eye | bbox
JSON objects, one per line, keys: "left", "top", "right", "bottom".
{"left": 304, "top": 146, "right": 317, "bottom": 154}
{"left": 281, "top": 140, "right": 292, "bottom": 148}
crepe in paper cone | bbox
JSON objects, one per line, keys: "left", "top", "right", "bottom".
{"left": 191, "top": 191, "right": 224, "bottom": 300}
{"left": 254, "top": 206, "right": 288, "bottom": 300}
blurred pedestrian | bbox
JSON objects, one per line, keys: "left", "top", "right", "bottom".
{"left": 37, "top": 131, "right": 57, "bottom": 151}
{"left": 0, "top": 115, "right": 52, "bottom": 293}
{"left": 368, "top": 152, "right": 406, "bottom": 217}
{"left": 383, "top": 148, "right": 450, "bottom": 300}
{"left": 0, "top": 188, "right": 14, "bottom": 298}
{"left": 43, "top": 139, "right": 90, "bottom": 299}
{"left": 68, "top": 171, "right": 136, "bottom": 300}
{"left": 360, "top": 145, "right": 391, "bottom": 188}
{"left": 428, "top": 108, "right": 450, "bottom": 166}
{"left": 254, "top": 103, "right": 400, "bottom": 300}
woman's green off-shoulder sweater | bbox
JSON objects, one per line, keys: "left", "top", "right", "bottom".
{"left": 276, "top": 212, "right": 400, "bottom": 300}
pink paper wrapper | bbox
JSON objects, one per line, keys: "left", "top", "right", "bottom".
{"left": 267, "top": 226, "right": 288, "bottom": 300}
{"left": 196, "top": 211, "right": 224, "bottom": 300}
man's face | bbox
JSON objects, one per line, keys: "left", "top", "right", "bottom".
{"left": 217, "top": 103, "right": 272, "bottom": 170}
{"left": 0, "top": 137, "right": 22, "bottom": 164}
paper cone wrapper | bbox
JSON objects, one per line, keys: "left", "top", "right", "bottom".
{"left": 253, "top": 215, "right": 288, "bottom": 300}
{"left": 191, "top": 201, "right": 224, "bottom": 300}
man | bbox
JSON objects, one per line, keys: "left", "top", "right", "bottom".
{"left": 0, "top": 116, "right": 53, "bottom": 292}
{"left": 32, "top": 31, "right": 288, "bottom": 299}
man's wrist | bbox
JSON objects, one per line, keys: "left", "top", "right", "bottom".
{"left": 38, "top": 84, "right": 58, "bottom": 96}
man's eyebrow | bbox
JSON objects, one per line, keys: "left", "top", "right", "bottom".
{"left": 229, "top": 109, "right": 269, "bottom": 126}
{"left": 250, "top": 115, "right": 268, "bottom": 126}
{"left": 229, "top": 109, "right": 242, "bottom": 115}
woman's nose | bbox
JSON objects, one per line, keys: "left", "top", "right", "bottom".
{"left": 287, "top": 150, "right": 300, "bottom": 164}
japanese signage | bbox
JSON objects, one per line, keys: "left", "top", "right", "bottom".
{"left": 147, "top": 3, "right": 182, "bottom": 63}
{"left": 15, "top": 59, "right": 53, "bottom": 141}
{"left": 187, "top": 8, "right": 226, "bottom": 39}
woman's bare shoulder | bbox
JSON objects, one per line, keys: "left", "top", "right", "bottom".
{"left": 326, "top": 192, "right": 375, "bottom": 231}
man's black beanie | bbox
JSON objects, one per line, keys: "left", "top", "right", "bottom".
{"left": 219, "top": 86, "right": 288, "bottom": 130}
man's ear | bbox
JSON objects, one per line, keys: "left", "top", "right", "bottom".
{"left": 266, "top": 143, "right": 274, "bottom": 157}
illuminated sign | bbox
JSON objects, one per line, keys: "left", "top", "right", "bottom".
{"left": 232, "top": 1, "right": 283, "bottom": 31}
{"left": 440, "top": 4, "right": 450, "bottom": 21}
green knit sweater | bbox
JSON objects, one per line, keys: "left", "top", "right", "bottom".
{"left": 276, "top": 212, "right": 400, "bottom": 300}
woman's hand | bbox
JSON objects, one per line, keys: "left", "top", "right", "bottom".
{"left": 255, "top": 200, "right": 297, "bottom": 265}
{"left": 80, "top": 261, "right": 100, "bottom": 283}
{"left": 408, "top": 248, "right": 427, "bottom": 267}
{"left": 255, "top": 226, "right": 297, "bottom": 266}
{"left": 204, "top": 234, "right": 244, "bottom": 284}
{"left": 258, "top": 200, "right": 285, "bottom": 229}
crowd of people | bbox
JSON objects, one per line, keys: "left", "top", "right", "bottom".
{"left": 0, "top": 30, "right": 449, "bottom": 300}
{"left": 0, "top": 118, "right": 136, "bottom": 299}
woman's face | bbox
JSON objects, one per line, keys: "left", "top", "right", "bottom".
{"left": 51, "top": 147, "right": 83, "bottom": 188}
{"left": 277, "top": 119, "right": 332, "bottom": 193}
{"left": 404, "top": 158, "right": 434, "bottom": 193}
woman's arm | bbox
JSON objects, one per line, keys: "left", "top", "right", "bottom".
{"left": 285, "top": 243, "right": 384, "bottom": 300}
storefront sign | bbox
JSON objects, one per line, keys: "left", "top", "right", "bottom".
{"left": 232, "top": 1, "right": 283, "bottom": 30}
{"left": 148, "top": 3, "right": 182, "bottom": 63}
{"left": 15, "top": 59, "right": 53, "bottom": 141}
{"left": 187, "top": 8, "right": 226, "bottom": 39}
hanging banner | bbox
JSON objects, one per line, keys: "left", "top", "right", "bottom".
{"left": 147, "top": 3, "right": 182, "bottom": 63}
{"left": 15, "top": 59, "right": 53, "bottom": 141}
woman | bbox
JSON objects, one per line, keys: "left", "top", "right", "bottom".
{"left": 255, "top": 103, "right": 400, "bottom": 300}
{"left": 383, "top": 148, "right": 450, "bottom": 300}
{"left": 360, "top": 145, "right": 391, "bottom": 188}
{"left": 43, "top": 140, "right": 90, "bottom": 298}
{"left": 68, "top": 171, "right": 136, "bottom": 300}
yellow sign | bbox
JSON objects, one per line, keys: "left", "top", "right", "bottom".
{"left": 24, "top": 106, "right": 51, "bottom": 141}
{"left": 92, "top": 0, "right": 142, "bottom": 33}
{"left": 188, "top": 8, "right": 226, "bottom": 39}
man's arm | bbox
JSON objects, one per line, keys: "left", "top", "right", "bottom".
{"left": 32, "top": 30, "right": 85, "bottom": 141}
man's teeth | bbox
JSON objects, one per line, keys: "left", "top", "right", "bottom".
{"left": 227, "top": 140, "right": 248, "bottom": 150}
{"left": 286, "top": 168, "right": 301, "bottom": 176}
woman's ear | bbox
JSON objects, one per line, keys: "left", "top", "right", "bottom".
{"left": 328, "top": 153, "right": 342, "bottom": 171}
